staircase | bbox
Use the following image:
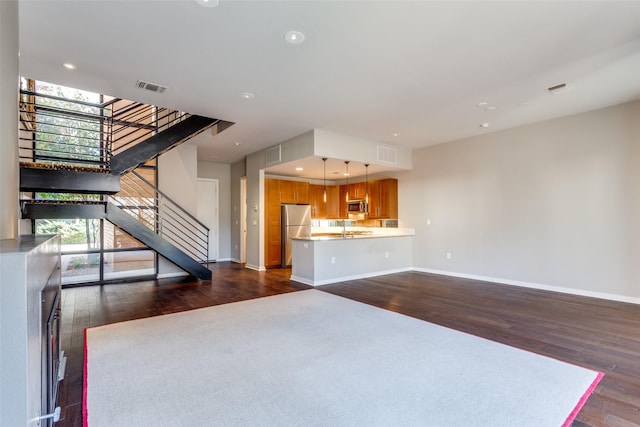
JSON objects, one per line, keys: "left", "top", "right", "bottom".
{"left": 19, "top": 87, "right": 232, "bottom": 281}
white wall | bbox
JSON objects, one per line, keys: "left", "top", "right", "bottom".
{"left": 229, "top": 159, "right": 246, "bottom": 263}
{"left": 0, "top": 1, "right": 19, "bottom": 239}
{"left": 157, "top": 143, "right": 199, "bottom": 276}
{"left": 158, "top": 143, "right": 198, "bottom": 214}
{"left": 396, "top": 101, "right": 640, "bottom": 301}
{"left": 245, "top": 150, "right": 265, "bottom": 270}
{"left": 198, "top": 161, "right": 231, "bottom": 260}
{"left": 314, "top": 129, "right": 412, "bottom": 170}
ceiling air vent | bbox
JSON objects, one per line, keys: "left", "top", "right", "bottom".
{"left": 377, "top": 145, "right": 397, "bottom": 164}
{"left": 265, "top": 145, "right": 281, "bottom": 166}
{"left": 546, "top": 83, "right": 572, "bottom": 95}
{"left": 135, "top": 80, "right": 167, "bottom": 94}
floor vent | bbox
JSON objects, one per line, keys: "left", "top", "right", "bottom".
{"left": 377, "top": 145, "right": 397, "bottom": 164}
{"left": 135, "top": 80, "right": 167, "bottom": 94}
{"left": 265, "top": 145, "right": 281, "bottom": 166}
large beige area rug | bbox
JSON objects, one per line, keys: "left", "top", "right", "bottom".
{"left": 84, "top": 290, "right": 601, "bottom": 426}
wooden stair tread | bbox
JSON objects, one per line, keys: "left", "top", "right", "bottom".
{"left": 20, "top": 199, "right": 106, "bottom": 205}
{"left": 19, "top": 161, "right": 111, "bottom": 174}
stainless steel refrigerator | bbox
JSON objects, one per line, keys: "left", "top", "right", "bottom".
{"left": 281, "top": 204, "right": 311, "bottom": 267}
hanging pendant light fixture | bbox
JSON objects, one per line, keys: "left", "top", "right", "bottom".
{"left": 322, "top": 158, "right": 327, "bottom": 203}
{"left": 365, "top": 163, "right": 370, "bottom": 205}
{"left": 344, "top": 161, "right": 350, "bottom": 202}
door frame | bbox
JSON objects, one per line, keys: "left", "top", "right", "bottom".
{"left": 240, "top": 176, "right": 247, "bottom": 264}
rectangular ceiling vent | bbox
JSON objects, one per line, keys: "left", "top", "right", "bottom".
{"left": 265, "top": 145, "right": 282, "bottom": 166}
{"left": 546, "top": 83, "right": 572, "bottom": 95}
{"left": 377, "top": 145, "right": 397, "bottom": 164}
{"left": 135, "top": 80, "right": 167, "bottom": 94}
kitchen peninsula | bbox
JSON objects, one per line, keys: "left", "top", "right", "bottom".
{"left": 290, "top": 229, "right": 413, "bottom": 286}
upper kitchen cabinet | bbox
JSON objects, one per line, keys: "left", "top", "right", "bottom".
{"left": 347, "top": 182, "right": 367, "bottom": 200}
{"left": 309, "top": 184, "right": 325, "bottom": 218}
{"left": 310, "top": 184, "right": 340, "bottom": 219}
{"left": 279, "top": 180, "right": 309, "bottom": 204}
{"left": 339, "top": 181, "right": 371, "bottom": 218}
{"left": 368, "top": 178, "right": 398, "bottom": 219}
{"left": 325, "top": 186, "right": 340, "bottom": 218}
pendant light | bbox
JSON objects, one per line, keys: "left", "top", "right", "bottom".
{"left": 344, "top": 161, "right": 350, "bottom": 202}
{"left": 322, "top": 158, "right": 327, "bottom": 203}
{"left": 364, "top": 163, "right": 369, "bottom": 204}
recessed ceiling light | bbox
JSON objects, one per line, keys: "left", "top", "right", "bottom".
{"left": 234, "top": 142, "right": 241, "bottom": 146}
{"left": 485, "top": 106, "right": 496, "bottom": 111}
{"left": 284, "top": 30, "right": 305, "bottom": 44}
{"left": 480, "top": 123, "right": 490, "bottom": 128}
{"left": 295, "top": 167, "right": 304, "bottom": 171}
{"left": 477, "top": 102, "right": 488, "bottom": 108}
{"left": 393, "top": 133, "right": 400, "bottom": 137}
{"left": 195, "top": 0, "right": 219, "bottom": 7}
{"left": 62, "top": 63, "right": 76, "bottom": 70}
{"left": 240, "top": 92, "right": 255, "bottom": 99}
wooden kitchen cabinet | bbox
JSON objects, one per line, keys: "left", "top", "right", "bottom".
{"left": 325, "top": 186, "right": 340, "bottom": 218}
{"left": 265, "top": 178, "right": 282, "bottom": 267}
{"left": 310, "top": 185, "right": 340, "bottom": 219}
{"left": 339, "top": 182, "right": 368, "bottom": 218}
{"left": 339, "top": 185, "right": 348, "bottom": 218}
{"left": 309, "top": 184, "right": 325, "bottom": 218}
{"left": 279, "top": 180, "right": 309, "bottom": 204}
{"left": 368, "top": 178, "right": 398, "bottom": 219}
{"left": 348, "top": 182, "right": 367, "bottom": 200}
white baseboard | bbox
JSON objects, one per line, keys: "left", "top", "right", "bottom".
{"left": 412, "top": 267, "right": 640, "bottom": 305}
{"left": 245, "top": 263, "right": 266, "bottom": 272}
{"left": 229, "top": 258, "right": 242, "bottom": 264}
{"left": 289, "top": 275, "right": 315, "bottom": 286}
{"left": 294, "top": 267, "right": 413, "bottom": 287}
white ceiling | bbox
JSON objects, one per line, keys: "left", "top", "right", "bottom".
{"left": 18, "top": 0, "right": 640, "bottom": 179}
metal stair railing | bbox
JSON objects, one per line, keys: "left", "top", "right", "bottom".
{"left": 19, "top": 89, "right": 111, "bottom": 169}
{"left": 19, "top": 88, "right": 192, "bottom": 171}
{"left": 110, "top": 102, "right": 190, "bottom": 157}
{"left": 108, "top": 170, "right": 209, "bottom": 263}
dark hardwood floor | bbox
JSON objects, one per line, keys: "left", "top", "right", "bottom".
{"left": 56, "top": 262, "right": 640, "bottom": 426}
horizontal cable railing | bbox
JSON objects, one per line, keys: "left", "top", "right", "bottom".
{"left": 109, "top": 171, "right": 209, "bottom": 263}
{"left": 19, "top": 90, "right": 110, "bottom": 169}
{"left": 110, "top": 103, "right": 190, "bottom": 157}
{"left": 19, "top": 89, "right": 190, "bottom": 170}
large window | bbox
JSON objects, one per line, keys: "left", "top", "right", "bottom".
{"left": 36, "top": 217, "right": 101, "bottom": 284}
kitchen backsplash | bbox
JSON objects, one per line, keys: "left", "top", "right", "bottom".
{"left": 312, "top": 219, "right": 398, "bottom": 228}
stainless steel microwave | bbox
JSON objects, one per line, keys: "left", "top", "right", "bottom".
{"left": 347, "top": 199, "right": 368, "bottom": 213}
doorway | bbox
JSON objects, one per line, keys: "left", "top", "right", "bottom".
{"left": 196, "top": 178, "right": 219, "bottom": 262}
